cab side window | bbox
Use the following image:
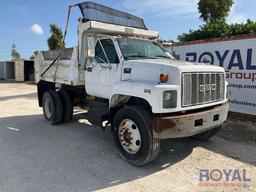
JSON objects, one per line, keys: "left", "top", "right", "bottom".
{"left": 95, "top": 39, "right": 119, "bottom": 63}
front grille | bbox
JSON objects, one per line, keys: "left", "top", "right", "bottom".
{"left": 182, "top": 72, "right": 225, "bottom": 107}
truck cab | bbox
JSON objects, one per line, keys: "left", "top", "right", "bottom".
{"left": 35, "top": 2, "right": 229, "bottom": 166}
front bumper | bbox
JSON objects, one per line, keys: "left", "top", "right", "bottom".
{"left": 153, "top": 103, "right": 229, "bottom": 139}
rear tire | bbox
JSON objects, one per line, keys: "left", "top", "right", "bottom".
{"left": 42, "top": 91, "right": 63, "bottom": 124}
{"left": 58, "top": 90, "right": 73, "bottom": 122}
{"left": 113, "top": 106, "right": 160, "bottom": 166}
{"left": 192, "top": 126, "right": 221, "bottom": 141}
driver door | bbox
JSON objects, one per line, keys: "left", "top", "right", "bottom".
{"left": 85, "top": 38, "right": 120, "bottom": 99}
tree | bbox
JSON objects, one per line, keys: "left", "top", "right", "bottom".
{"left": 177, "top": 1, "right": 256, "bottom": 42}
{"left": 30, "top": 55, "right": 35, "bottom": 60}
{"left": 198, "top": 0, "right": 234, "bottom": 22}
{"left": 47, "top": 24, "right": 65, "bottom": 50}
{"left": 177, "top": 19, "right": 256, "bottom": 42}
{"left": 11, "top": 44, "right": 21, "bottom": 60}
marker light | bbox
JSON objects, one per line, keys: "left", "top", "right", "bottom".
{"left": 160, "top": 73, "right": 168, "bottom": 83}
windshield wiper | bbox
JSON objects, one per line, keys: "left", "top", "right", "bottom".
{"left": 124, "top": 55, "right": 157, "bottom": 60}
{"left": 154, "top": 55, "right": 170, "bottom": 59}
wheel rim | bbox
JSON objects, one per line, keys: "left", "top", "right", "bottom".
{"left": 118, "top": 119, "right": 141, "bottom": 154}
{"left": 44, "top": 96, "right": 52, "bottom": 118}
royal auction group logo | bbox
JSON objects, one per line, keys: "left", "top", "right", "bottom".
{"left": 199, "top": 169, "right": 251, "bottom": 188}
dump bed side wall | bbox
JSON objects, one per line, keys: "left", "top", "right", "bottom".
{"left": 35, "top": 47, "right": 85, "bottom": 86}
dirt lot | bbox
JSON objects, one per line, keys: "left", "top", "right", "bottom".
{"left": 0, "top": 83, "right": 255, "bottom": 192}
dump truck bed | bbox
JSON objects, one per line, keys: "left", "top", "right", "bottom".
{"left": 35, "top": 47, "right": 85, "bottom": 86}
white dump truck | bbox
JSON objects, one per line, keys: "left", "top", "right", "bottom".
{"left": 35, "top": 2, "right": 229, "bottom": 166}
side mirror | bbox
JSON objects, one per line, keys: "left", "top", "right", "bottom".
{"left": 87, "top": 36, "right": 96, "bottom": 59}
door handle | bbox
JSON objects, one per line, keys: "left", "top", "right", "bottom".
{"left": 85, "top": 67, "right": 92, "bottom": 72}
{"left": 123, "top": 68, "right": 131, "bottom": 74}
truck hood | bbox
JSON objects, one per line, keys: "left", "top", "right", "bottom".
{"left": 121, "top": 58, "right": 225, "bottom": 85}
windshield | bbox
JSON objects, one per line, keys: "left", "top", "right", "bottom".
{"left": 117, "top": 38, "right": 171, "bottom": 60}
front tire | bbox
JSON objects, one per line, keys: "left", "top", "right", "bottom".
{"left": 113, "top": 106, "right": 160, "bottom": 166}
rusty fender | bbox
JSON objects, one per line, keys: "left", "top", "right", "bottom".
{"left": 153, "top": 103, "right": 229, "bottom": 139}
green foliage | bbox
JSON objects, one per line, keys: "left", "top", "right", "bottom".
{"left": 198, "top": 0, "right": 233, "bottom": 22}
{"left": 178, "top": 19, "right": 256, "bottom": 42}
{"left": 177, "top": 0, "right": 256, "bottom": 42}
{"left": 11, "top": 44, "right": 21, "bottom": 60}
{"left": 47, "top": 24, "right": 65, "bottom": 50}
{"left": 30, "top": 55, "right": 35, "bottom": 60}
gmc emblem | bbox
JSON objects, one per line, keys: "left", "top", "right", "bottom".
{"left": 199, "top": 84, "right": 216, "bottom": 92}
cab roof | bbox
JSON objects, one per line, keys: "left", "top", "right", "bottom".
{"left": 78, "top": 2, "right": 147, "bottom": 30}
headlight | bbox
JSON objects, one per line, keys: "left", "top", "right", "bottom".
{"left": 163, "top": 91, "right": 177, "bottom": 108}
{"left": 163, "top": 92, "right": 172, "bottom": 101}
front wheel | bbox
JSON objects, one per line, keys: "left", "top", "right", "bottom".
{"left": 113, "top": 106, "right": 160, "bottom": 166}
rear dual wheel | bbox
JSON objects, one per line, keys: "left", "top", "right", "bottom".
{"left": 58, "top": 90, "right": 73, "bottom": 122}
{"left": 42, "top": 90, "right": 73, "bottom": 124}
{"left": 42, "top": 91, "right": 63, "bottom": 124}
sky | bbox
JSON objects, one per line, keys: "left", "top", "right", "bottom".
{"left": 0, "top": 0, "right": 256, "bottom": 61}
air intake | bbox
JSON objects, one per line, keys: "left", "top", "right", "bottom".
{"left": 182, "top": 72, "right": 225, "bottom": 107}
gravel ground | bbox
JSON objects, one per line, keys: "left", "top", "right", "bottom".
{"left": 0, "top": 83, "right": 255, "bottom": 192}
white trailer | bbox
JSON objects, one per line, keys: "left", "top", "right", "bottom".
{"left": 35, "top": 2, "right": 229, "bottom": 166}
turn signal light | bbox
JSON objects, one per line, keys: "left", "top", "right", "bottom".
{"left": 160, "top": 73, "right": 168, "bottom": 83}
